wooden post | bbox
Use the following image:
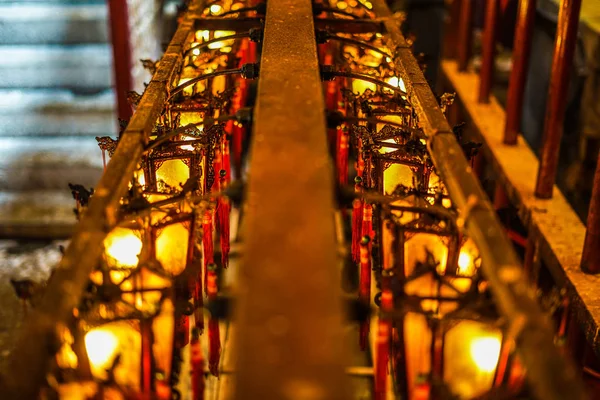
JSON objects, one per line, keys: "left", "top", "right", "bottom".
{"left": 479, "top": 0, "right": 499, "bottom": 102}
{"left": 581, "top": 153, "right": 600, "bottom": 273}
{"left": 457, "top": 0, "right": 474, "bottom": 71}
{"left": 534, "top": 0, "right": 583, "bottom": 198}
{"left": 108, "top": 0, "right": 134, "bottom": 122}
{"left": 503, "top": 0, "right": 537, "bottom": 144}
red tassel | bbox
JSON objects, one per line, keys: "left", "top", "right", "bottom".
{"left": 207, "top": 265, "right": 221, "bottom": 377}
{"left": 359, "top": 236, "right": 371, "bottom": 351}
{"left": 194, "top": 268, "right": 204, "bottom": 333}
{"left": 362, "top": 203, "right": 373, "bottom": 241}
{"left": 238, "top": 38, "right": 249, "bottom": 65}
{"left": 233, "top": 124, "right": 245, "bottom": 178}
{"left": 217, "top": 174, "right": 230, "bottom": 268}
{"left": 375, "top": 289, "right": 393, "bottom": 400}
{"left": 231, "top": 78, "right": 248, "bottom": 176}
{"left": 191, "top": 328, "right": 205, "bottom": 400}
{"left": 337, "top": 129, "right": 349, "bottom": 186}
{"left": 413, "top": 377, "right": 431, "bottom": 400}
{"left": 212, "top": 149, "right": 222, "bottom": 193}
{"left": 222, "top": 140, "right": 231, "bottom": 183}
{"left": 352, "top": 179, "right": 363, "bottom": 263}
{"left": 202, "top": 210, "right": 214, "bottom": 296}
{"left": 247, "top": 41, "right": 257, "bottom": 63}
{"left": 326, "top": 80, "right": 337, "bottom": 111}
{"left": 230, "top": 41, "right": 247, "bottom": 177}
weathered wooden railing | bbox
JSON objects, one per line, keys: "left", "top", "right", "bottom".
{"left": 442, "top": 0, "right": 600, "bottom": 385}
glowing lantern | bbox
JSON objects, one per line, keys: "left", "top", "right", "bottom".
{"left": 103, "top": 228, "right": 143, "bottom": 268}
{"left": 379, "top": 207, "right": 517, "bottom": 399}
{"left": 84, "top": 328, "right": 120, "bottom": 377}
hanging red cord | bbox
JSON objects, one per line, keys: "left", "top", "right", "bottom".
{"left": 207, "top": 264, "right": 221, "bottom": 376}
{"left": 191, "top": 328, "right": 205, "bottom": 400}
{"left": 212, "top": 149, "right": 222, "bottom": 193}
{"left": 337, "top": 128, "right": 349, "bottom": 186}
{"left": 202, "top": 210, "right": 214, "bottom": 296}
{"left": 222, "top": 139, "right": 231, "bottom": 183}
{"left": 375, "top": 288, "right": 393, "bottom": 400}
{"left": 193, "top": 266, "right": 204, "bottom": 333}
{"left": 217, "top": 171, "right": 230, "bottom": 268}
{"left": 352, "top": 177, "right": 363, "bottom": 263}
{"left": 359, "top": 236, "right": 371, "bottom": 351}
{"left": 362, "top": 203, "right": 373, "bottom": 241}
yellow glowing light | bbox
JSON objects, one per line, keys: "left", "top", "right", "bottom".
{"left": 337, "top": 1, "right": 348, "bottom": 9}
{"left": 179, "top": 136, "right": 196, "bottom": 151}
{"left": 156, "top": 159, "right": 190, "bottom": 191}
{"left": 195, "top": 30, "right": 210, "bottom": 41}
{"left": 359, "top": 0, "right": 373, "bottom": 9}
{"left": 177, "top": 77, "right": 194, "bottom": 96}
{"left": 104, "top": 228, "right": 142, "bottom": 268}
{"left": 192, "top": 48, "right": 201, "bottom": 56}
{"left": 386, "top": 76, "right": 407, "bottom": 92}
{"left": 470, "top": 336, "right": 501, "bottom": 373}
{"left": 352, "top": 79, "right": 376, "bottom": 94}
{"left": 135, "top": 169, "right": 145, "bottom": 187}
{"left": 156, "top": 223, "right": 189, "bottom": 276}
{"left": 85, "top": 329, "right": 119, "bottom": 370}
{"left": 210, "top": 4, "right": 222, "bottom": 15}
{"left": 458, "top": 251, "right": 473, "bottom": 275}
{"left": 208, "top": 30, "right": 235, "bottom": 50}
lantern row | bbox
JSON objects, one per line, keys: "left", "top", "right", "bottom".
{"left": 33, "top": 1, "right": 263, "bottom": 399}
{"left": 317, "top": 1, "right": 581, "bottom": 399}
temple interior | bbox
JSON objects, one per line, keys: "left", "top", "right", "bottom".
{"left": 0, "top": 0, "right": 599, "bottom": 399}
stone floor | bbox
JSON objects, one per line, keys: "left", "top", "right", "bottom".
{"left": 0, "top": 240, "right": 65, "bottom": 367}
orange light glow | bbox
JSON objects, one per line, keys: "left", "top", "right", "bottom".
{"left": 209, "top": 4, "right": 222, "bottom": 15}
{"left": 177, "top": 77, "right": 194, "bottom": 96}
{"left": 386, "top": 76, "right": 406, "bottom": 92}
{"left": 85, "top": 329, "right": 119, "bottom": 371}
{"left": 156, "top": 223, "right": 190, "bottom": 276}
{"left": 195, "top": 30, "right": 209, "bottom": 42}
{"left": 470, "top": 336, "right": 502, "bottom": 373}
{"left": 104, "top": 228, "right": 142, "bottom": 268}
{"left": 208, "top": 30, "right": 235, "bottom": 50}
{"left": 444, "top": 322, "right": 503, "bottom": 398}
{"left": 352, "top": 79, "right": 376, "bottom": 94}
{"left": 156, "top": 159, "right": 190, "bottom": 191}
{"left": 458, "top": 251, "right": 473, "bottom": 275}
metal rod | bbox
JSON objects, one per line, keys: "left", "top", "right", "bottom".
{"left": 169, "top": 68, "right": 243, "bottom": 98}
{"left": 479, "top": 0, "right": 499, "bottom": 103}
{"left": 107, "top": 0, "right": 134, "bottom": 121}
{"left": 329, "top": 70, "right": 406, "bottom": 93}
{"left": 534, "top": 0, "right": 583, "bottom": 199}
{"left": 0, "top": 3, "right": 206, "bottom": 398}
{"left": 233, "top": 0, "right": 348, "bottom": 398}
{"left": 581, "top": 153, "right": 600, "bottom": 273}
{"left": 503, "top": 0, "right": 536, "bottom": 144}
{"left": 370, "top": 1, "right": 588, "bottom": 399}
{"left": 184, "top": 32, "right": 251, "bottom": 59}
{"left": 457, "top": 0, "right": 474, "bottom": 71}
{"left": 325, "top": 34, "right": 391, "bottom": 57}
